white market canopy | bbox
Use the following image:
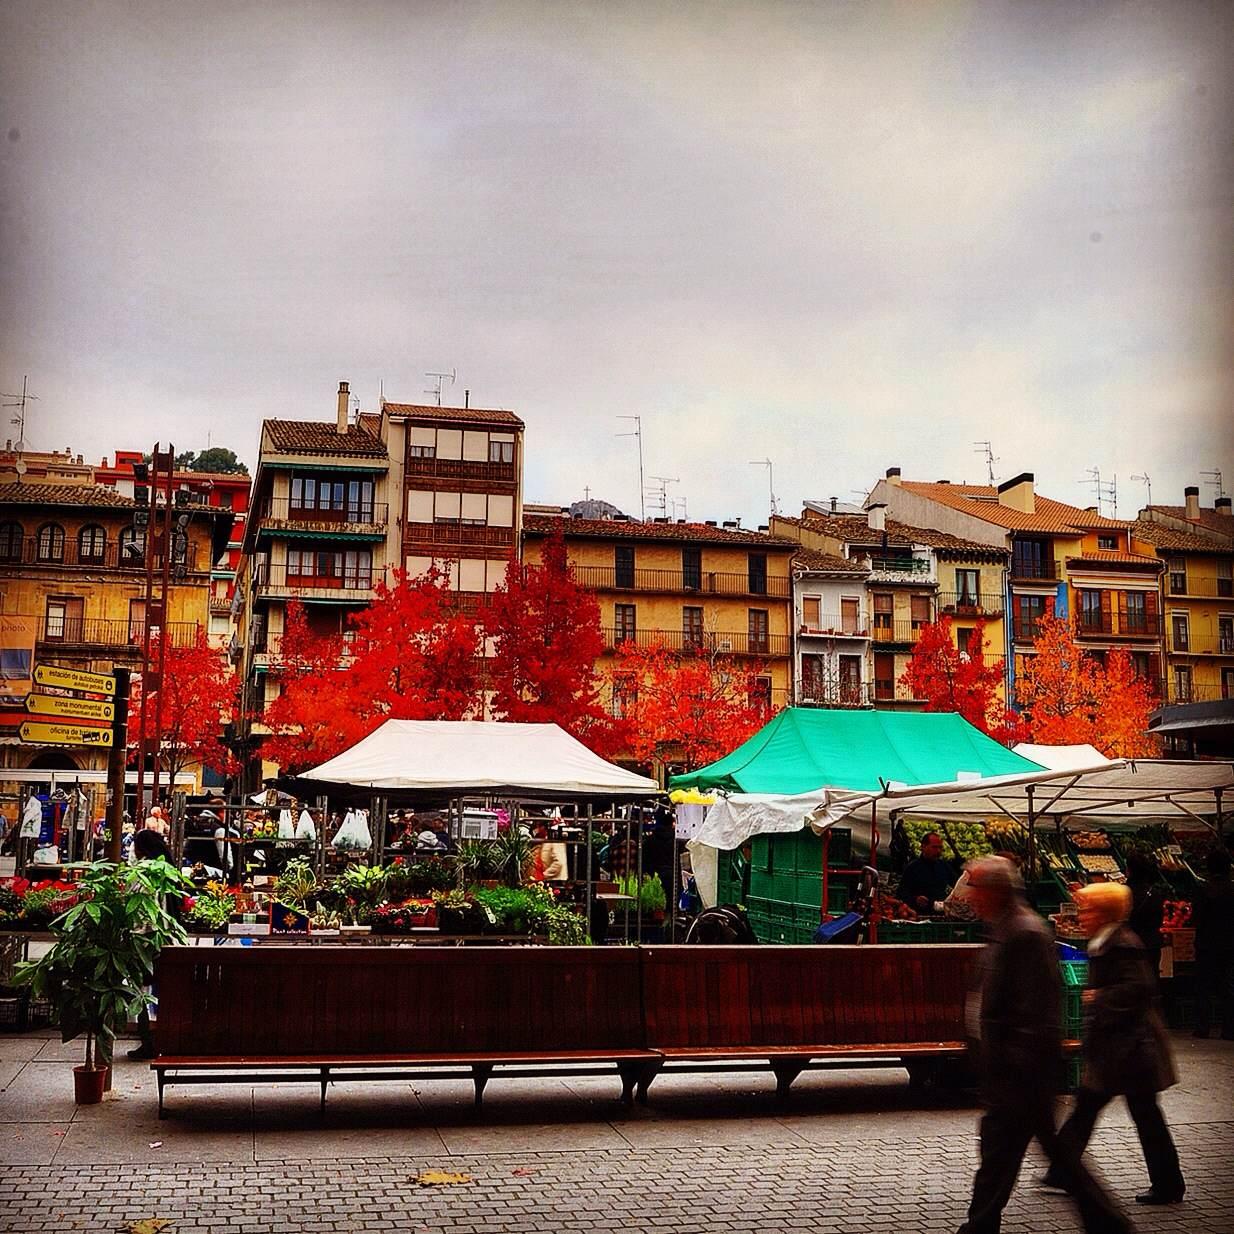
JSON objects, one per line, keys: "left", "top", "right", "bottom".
{"left": 298, "top": 719, "right": 659, "bottom": 799}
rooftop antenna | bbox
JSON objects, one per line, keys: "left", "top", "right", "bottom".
{"left": 973, "top": 440, "right": 999, "bottom": 485}
{"left": 1131, "top": 472, "right": 1152, "bottom": 510}
{"left": 646, "top": 475, "right": 679, "bottom": 519}
{"left": 749, "top": 458, "right": 779, "bottom": 517}
{"left": 1082, "top": 466, "right": 1117, "bottom": 518}
{"left": 424, "top": 368, "right": 456, "bottom": 407}
{"left": 670, "top": 494, "right": 688, "bottom": 520}
{"left": 1201, "top": 469, "right": 1226, "bottom": 500}
{"left": 616, "top": 415, "right": 645, "bottom": 521}
{"left": 2, "top": 376, "right": 38, "bottom": 468}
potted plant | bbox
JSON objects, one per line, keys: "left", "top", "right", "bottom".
{"left": 12, "top": 857, "right": 190, "bottom": 1104}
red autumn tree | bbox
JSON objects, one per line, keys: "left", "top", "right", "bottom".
{"left": 1014, "top": 614, "right": 1160, "bottom": 756}
{"left": 262, "top": 568, "right": 484, "bottom": 771}
{"left": 900, "top": 617, "right": 1027, "bottom": 746}
{"left": 483, "top": 528, "right": 617, "bottom": 755}
{"left": 127, "top": 626, "right": 238, "bottom": 784}
{"left": 613, "top": 638, "right": 774, "bottom": 771}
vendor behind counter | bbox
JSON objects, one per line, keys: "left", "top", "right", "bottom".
{"left": 896, "top": 830, "right": 957, "bottom": 915}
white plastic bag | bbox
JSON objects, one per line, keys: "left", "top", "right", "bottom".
{"left": 294, "top": 809, "right": 317, "bottom": 843}
{"left": 277, "top": 808, "right": 295, "bottom": 839}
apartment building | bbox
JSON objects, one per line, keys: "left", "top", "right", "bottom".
{"left": 789, "top": 548, "right": 871, "bottom": 706}
{"left": 0, "top": 482, "right": 230, "bottom": 788}
{"left": 521, "top": 513, "right": 797, "bottom": 715}
{"left": 869, "top": 469, "right": 1164, "bottom": 690}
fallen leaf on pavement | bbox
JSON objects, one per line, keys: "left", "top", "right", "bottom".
{"left": 413, "top": 1170, "right": 472, "bottom": 1186}
{"left": 125, "top": 1220, "right": 172, "bottom": 1234}
{"left": 511, "top": 1167, "right": 538, "bottom": 1176}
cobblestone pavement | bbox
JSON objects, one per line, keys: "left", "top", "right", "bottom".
{"left": 2, "top": 1031, "right": 1232, "bottom": 1234}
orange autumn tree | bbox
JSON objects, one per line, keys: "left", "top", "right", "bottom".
{"left": 1015, "top": 614, "right": 1159, "bottom": 757}
{"left": 613, "top": 638, "right": 774, "bottom": 771}
{"left": 261, "top": 568, "right": 483, "bottom": 771}
{"left": 127, "top": 627, "right": 238, "bottom": 785}
{"left": 900, "top": 617, "right": 1027, "bottom": 746}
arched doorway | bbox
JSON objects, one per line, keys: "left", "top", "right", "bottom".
{"left": 24, "top": 750, "right": 81, "bottom": 773}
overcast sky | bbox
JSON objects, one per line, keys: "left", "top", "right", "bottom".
{"left": 2, "top": 1, "right": 1232, "bottom": 525}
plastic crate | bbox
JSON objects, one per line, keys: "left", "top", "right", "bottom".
{"left": 25, "top": 996, "right": 53, "bottom": 1028}
{"left": 0, "top": 991, "right": 28, "bottom": 1033}
{"left": 1065, "top": 1057, "right": 1083, "bottom": 1093}
{"left": 871, "top": 919, "right": 951, "bottom": 943}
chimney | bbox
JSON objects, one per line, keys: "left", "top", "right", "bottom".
{"left": 830, "top": 497, "right": 838, "bottom": 513}
{"left": 885, "top": 467, "right": 902, "bottom": 487}
{"left": 1216, "top": 496, "right": 1232, "bottom": 517}
{"left": 867, "top": 502, "right": 887, "bottom": 532}
{"left": 336, "top": 381, "right": 350, "bottom": 435}
{"left": 1184, "top": 486, "right": 1201, "bottom": 520}
{"left": 997, "top": 472, "right": 1035, "bottom": 514}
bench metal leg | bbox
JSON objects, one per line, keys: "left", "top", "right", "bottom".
{"left": 157, "top": 1071, "right": 167, "bottom": 1120}
{"left": 320, "top": 1067, "right": 330, "bottom": 1113}
{"left": 616, "top": 1061, "right": 640, "bottom": 1106}
{"left": 770, "top": 1059, "right": 807, "bottom": 1101}
{"left": 636, "top": 1058, "right": 663, "bottom": 1106}
{"left": 472, "top": 1063, "right": 493, "bottom": 1106}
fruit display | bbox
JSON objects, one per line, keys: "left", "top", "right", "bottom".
{"left": 1161, "top": 900, "right": 1193, "bottom": 931}
{"left": 984, "top": 819, "right": 1029, "bottom": 857}
{"left": 1154, "top": 846, "right": 1187, "bottom": 874}
{"left": 1071, "top": 830, "right": 1111, "bottom": 852}
{"left": 901, "top": 817, "right": 993, "bottom": 860}
{"left": 1077, "top": 853, "right": 1122, "bottom": 875}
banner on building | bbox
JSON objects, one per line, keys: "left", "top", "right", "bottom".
{"left": 0, "top": 615, "right": 37, "bottom": 704}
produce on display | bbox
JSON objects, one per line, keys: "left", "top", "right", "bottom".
{"left": 1071, "top": 831, "right": 1111, "bottom": 852}
{"left": 1076, "top": 854, "right": 1122, "bottom": 874}
{"left": 1161, "top": 900, "right": 1193, "bottom": 931}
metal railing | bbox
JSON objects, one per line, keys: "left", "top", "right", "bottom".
{"left": 402, "top": 521, "right": 517, "bottom": 548}
{"left": 1166, "top": 577, "right": 1234, "bottom": 598}
{"left": 937, "top": 591, "right": 1004, "bottom": 616}
{"left": 0, "top": 536, "right": 200, "bottom": 572}
{"left": 37, "top": 617, "right": 202, "bottom": 648}
{"left": 799, "top": 614, "right": 870, "bottom": 638}
{"left": 404, "top": 455, "right": 517, "bottom": 483}
{"left": 799, "top": 680, "right": 872, "bottom": 708}
{"left": 868, "top": 557, "right": 932, "bottom": 578}
{"left": 260, "top": 497, "right": 388, "bottom": 527}
{"left": 1075, "top": 613, "right": 1163, "bottom": 638}
{"left": 870, "top": 619, "right": 929, "bottom": 644}
{"left": 254, "top": 563, "right": 375, "bottom": 595}
{"left": 602, "top": 627, "right": 791, "bottom": 657}
{"left": 1169, "top": 633, "right": 1234, "bottom": 655}
{"left": 1162, "top": 680, "right": 1232, "bottom": 704}
{"left": 573, "top": 564, "right": 791, "bottom": 598}
{"left": 1009, "top": 558, "right": 1059, "bottom": 581}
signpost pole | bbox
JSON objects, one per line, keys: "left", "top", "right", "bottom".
{"left": 106, "top": 668, "right": 130, "bottom": 863}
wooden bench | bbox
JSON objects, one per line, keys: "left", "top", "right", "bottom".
{"left": 151, "top": 946, "right": 657, "bottom": 1117}
{"left": 638, "top": 944, "right": 978, "bottom": 1100}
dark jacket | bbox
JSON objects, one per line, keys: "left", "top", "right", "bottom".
{"left": 972, "top": 900, "right": 1064, "bottom": 1103}
{"left": 1194, "top": 873, "right": 1234, "bottom": 961}
{"left": 1127, "top": 879, "right": 1164, "bottom": 965}
{"left": 898, "top": 856, "right": 955, "bottom": 910}
{"left": 1084, "top": 924, "right": 1177, "bottom": 1095}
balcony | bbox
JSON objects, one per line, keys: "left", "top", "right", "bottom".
{"left": 937, "top": 591, "right": 1004, "bottom": 618}
{"left": 209, "top": 595, "right": 232, "bottom": 615}
{"left": 253, "top": 562, "right": 376, "bottom": 602}
{"left": 1, "top": 537, "right": 201, "bottom": 573}
{"left": 573, "top": 565, "right": 790, "bottom": 599}
{"left": 1010, "top": 558, "right": 1059, "bottom": 582}
{"left": 870, "top": 619, "right": 929, "bottom": 645}
{"left": 260, "top": 497, "right": 387, "bottom": 537}
{"left": 799, "top": 614, "right": 870, "bottom": 639}
{"left": 602, "top": 627, "right": 791, "bottom": 657}
{"left": 1169, "top": 633, "right": 1234, "bottom": 655}
{"left": 1075, "top": 613, "right": 1163, "bottom": 640}
{"left": 402, "top": 521, "right": 517, "bottom": 549}
{"left": 404, "top": 455, "right": 516, "bottom": 484}
{"left": 1166, "top": 576, "right": 1234, "bottom": 598}
{"left": 36, "top": 617, "right": 202, "bottom": 652}
{"left": 800, "top": 680, "right": 872, "bottom": 708}
{"left": 1161, "top": 680, "right": 1231, "bottom": 705}
{"left": 867, "top": 557, "right": 933, "bottom": 583}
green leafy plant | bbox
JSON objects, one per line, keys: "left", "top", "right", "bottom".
{"left": 12, "top": 858, "right": 190, "bottom": 1072}
{"left": 186, "top": 892, "right": 235, "bottom": 932}
{"left": 385, "top": 858, "right": 454, "bottom": 899}
{"left": 274, "top": 858, "right": 317, "bottom": 907}
{"left": 490, "top": 829, "right": 534, "bottom": 887}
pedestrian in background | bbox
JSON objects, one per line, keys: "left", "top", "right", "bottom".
{"left": 1046, "top": 882, "right": 1183, "bottom": 1207}
{"left": 957, "top": 856, "right": 1130, "bottom": 1234}
{"left": 1124, "top": 849, "right": 1165, "bottom": 977}
{"left": 1193, "top": 847, "right": 1234, "bottom": 1040}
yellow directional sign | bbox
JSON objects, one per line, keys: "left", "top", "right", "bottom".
{"left": 33, "top": 664, "right": 116, "bottom": 697}
{"left": 25, "top": 693, "right": 115, "bottom": 722}
{"left": 19, "top": 720, "right": 114, "bottom": 748}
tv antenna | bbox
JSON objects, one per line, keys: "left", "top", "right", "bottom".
{"left": 646, "top": 475, "right": 679, "bottom": 519}
{"left": 1130, "top": 472, "right": 1152, "bottom": 510}
{"left": 1201, "top": 469, "right": 1226, "bottom": 499}
{"left": 670, "top": 494, "right": 688, "bottom": 521}
{"left": 749, "top": 458, "right": 779, "bottom": 517}
{"left": 2, "top": 375, "right": 38, "bottom": 461}
{"left": 1082, "top": 466, "right": 1117, "bottom": 518}
{"left": 424, "top": 369, "right": 456, "bottom": 407}
{"left": 616, "top": 415, "right": 646, "bottom": 521}
{"left": 973, "top": 440, "right": 999, "bottom": 485}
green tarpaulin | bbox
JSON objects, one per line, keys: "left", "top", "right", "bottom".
{"left": 668, "top": 708, "right": 1043, "bottom": 795}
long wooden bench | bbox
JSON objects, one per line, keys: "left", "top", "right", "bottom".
{"left": 151, "top": 944, "right": 997, "bottom": 1117}
{"left": 151, "top": 945, "right": 656, "bottom": 1117}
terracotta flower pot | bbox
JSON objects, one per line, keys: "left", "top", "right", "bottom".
{"left": 73, "top": 1064, "right": 108, "bottom": 1105}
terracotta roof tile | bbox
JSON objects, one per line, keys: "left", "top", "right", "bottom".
{"left": 357, "top": 411, "right": 382, "bottom": 436}
{"left": 787, "top": 510, "right": 1002, "bottom": 555}
{"left": 263, "top": 419, "right": 388, "bottom": 458}
{"left": 381, "top": 402, "right": 524, "bottom": 428}
{"left": 1064, "top": 550, "right": 1163, "bottom": 568}
{"left": 523, "top": 513, "right": 797, "bottom": 547}
{"left": 0, "top": 482, "right": 135, "bottom": 509}
{"left": 1146, "top": 506, "right": 1234, "bottom": 542}
{"left": 900, "top": 480, "right": 1127, "bottom": 533}
{"left": 792, "top": 548, "right": 868, "bottom": 574}
{"left": 1131, "top": 518, "right": 1234, "bottom": 554}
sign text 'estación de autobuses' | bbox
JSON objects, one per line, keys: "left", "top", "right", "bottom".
{"left": 32, "top": 663, "right": 117, "bottom": 697}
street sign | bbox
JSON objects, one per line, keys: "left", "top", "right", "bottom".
{"left": 20, "top": 720, "right": 114, "bottom": 748}
{"left": 32, "top": 664, "right": 117, "bottom": 696}
{"left": 25, "top": 693, "right": 115, "bottom": 722}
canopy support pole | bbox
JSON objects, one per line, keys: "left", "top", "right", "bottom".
{"left": 1216, "top": 787, "right": 1225, "bottom": 841}
{"left": 585, "top": 802, "right": 594, "bottom": 942}
{"left": 1026, "top": 784, "right": 1037, "bottom": 884}
{"left": 867, "top": 799, "right": 879, "bottom": 944}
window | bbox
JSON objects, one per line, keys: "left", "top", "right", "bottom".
{"left": 36, "top": 523, "right": 65, "bottom": 562}
{"left": 910, "top": 594, "right": 932, "bottom": 628}
{"left": 1219, "top": 616, "right": 1234, "bottom": 654}
{"left": 1130, "top": 652, "right": 1151, "bottom": 680}
{"left": 1122, "top": 591, "right": 1147, "bottom": 634}
{"left": 749, "top": 675, "right": 772, "bottom": 712}
{"left": 747, "top": 553, "right": 767, "bottom": 595}
{"left": 841, "top": 597, "right": 860, "bottom": 634}
{"left": 463, "top": 431, "right": 488, "bottom": 461}
{"left": 488, "top": 494, "right": 514, "bottom": 528}
{"left": 460, "top": 492, "right": 487, "bottom": 525}
{"left": 1223, "top": 668, "right": 1234, "bottom": 700}
{"left": 1171, "top": 613, "right": 1189, "bottom": 652}
{"left": 1014, "top": 594, "right": 1048, "bottom": 640}
{"left": 346, "top": 480, "right": 375, "bottom": 521}
{"left": 78, "top": 524, "right": 106, "bottom": 563}
{"left": 1012, "top": 538, "right": 1051, "bottom": 579}
{"left": 1097, "top": 535, "right": 1118, "bottom": 551}
{"left": 488, "top": 438, "right": 514, "bottom": 464}
{"left": 682, "top": 547, "right": 702, "bottom": 591}
{"left": 44, "top": 596, "right": 83, "bottom": 642}
{"left": 1167, "top": 557, "right": 1187, "bottom": 595}
{"left": 217, "top": 491, "right": 234, "bottom": 510}
{"left": 407, "top": 490, "right": 434, "bottom": 523}
{"left": 955, "top": 569, "right": 979, "bottom": 606}
{"left": 873, "top": 652, "right": 896, "bottom": 700}
{"left": 409, "top": 427, "right": 436, "bottom": 458}
{"left": 682, "top": 605, "right": 704, "bottom": 648}
{"left": 839, "top": 654, "right": 862, "bottom": 703}
{"left": 748, "top": 609, "right": 769, "bottom": 654}
{"left": 1218, "top": 560, "right": 1233, "bottom": 598}
{"left": 434, "top": 491, "right": 461, "bottom": 523}
{"left": 956, "top": 627, "right": 974, "bottom": 655}
{"left": 435, "top": 429, "right": 462, "bottom": 460}
{"left": 128, "top": 599, "right": 146, "bottom": 643}
{"left": 1173, "top": 665, "right": 1192, "bottom": 702}
{"left": 802, "top": 595, "right": 821, "bottom": 631}
{"left": 615, "top": 545, "right": 635, "bottom": 589}
{"left": 0, "top": 522, "right": 22, "bottom": 561}
{"left": 801, "top": 653, "right": 826, "bottom": 700}
{"left": 1078, "top": 589, "right": 1103, "bottom": 631}
{"left": 614, "top": 603, "right": 637, "bottom": 644}
{"left": 873, "top": 592, "right": 893, "bottom": 638}
{"left": 611, "top": 678, "right": 637, "bottom": 719}
{"left": 118, "top": 527, "right": 144, "bottom": 565}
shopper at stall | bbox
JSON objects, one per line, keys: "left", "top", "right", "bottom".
{"left": 1043, "top": 882, "right": 1183, "bottom": 1207}
{"left": 1193, "top": 847, "right": 1234, "bottom": 1040}
{"left": 127, "top": 827, "right": 182, "bottom": 1061}
{"left": 1124, "top": 850, "right": 1165, "bottom": 976}
{"left": 956, "top": 856, "right": 1130, "bottom": 1234}
{"left": 897, "top": 831, "right": 956, "bottom": 916}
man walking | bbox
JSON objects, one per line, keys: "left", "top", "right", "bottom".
{"left": 958, "top": 857, "right": 1131, "bottom": 1234}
